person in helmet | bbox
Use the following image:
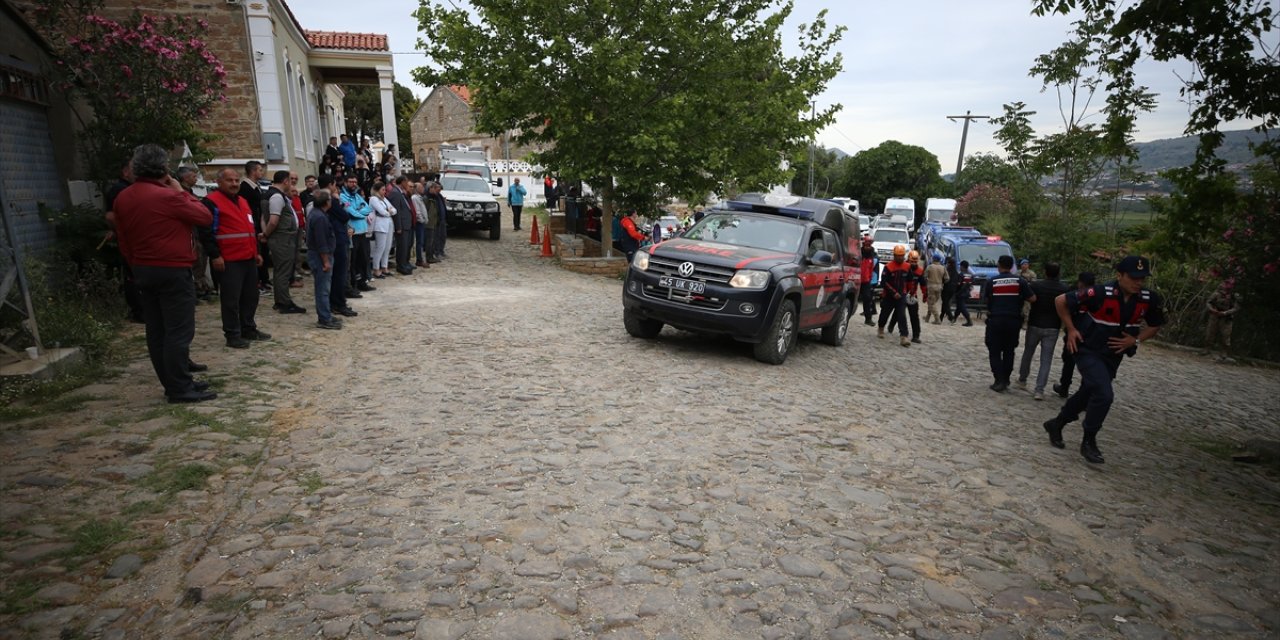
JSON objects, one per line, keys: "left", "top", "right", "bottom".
{"left": 858, "top": 236, "right": 878, "bottom": 325}
{"left": 877, "top": 244, "right": 913, "bottom": 347}
{"left": 890, "top": 249, "right": 926, "bottom": 343}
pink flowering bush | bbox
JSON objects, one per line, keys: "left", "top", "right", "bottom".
{"left": 33, "top": 2, "right": 227, "bottom": 182}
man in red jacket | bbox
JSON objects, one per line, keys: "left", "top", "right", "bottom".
{"left": 199, "top": 168, "right": 269, "bottom": 349}
{"left": 113, "top": 144, "right": 217, "bottom": 403}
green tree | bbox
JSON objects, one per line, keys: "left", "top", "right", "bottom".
{"left": 412, "top": 0, "right": 843, "bottom": 250}
{"left": 342, "top": 82, "right": 418, "bottom": 149}
{"left": 837, "top": 140, "right": 945, "bottom": 218}
{"left": 953, "top": 153, "right": 1022, "bottom": 194}
{"left": 789, "top": 146, "right": 847, "bottom": 198}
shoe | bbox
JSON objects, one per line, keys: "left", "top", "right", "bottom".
{"left": 245, "top": 330, "right": 272, "bottom": 341}
{"left": 275, "top": 304, "right": 306, "bottom": 314}
{"left": 1015, "top": 379, "right": 1027, "bottom": 389}
{"left": 911, "top": 337, "right": 922, "bottom": 344}
{"left": 878, "top": 327, "right": 885, "bottom": 339}
{"left": 933, "top": 319, "right": 942, "bottom": 325}
{"left": 1043, "top": 418, "right": 1065, "bottom": 448}
{"left": 1080, "top": 439, "right": 1105, "bottom": 464}
{"left": 374, "top": 273, "right": 388, "bottom": 279}
{"left": 187, "top": 360, "right": 208, "bottom": 372}
{"left": 346, "top": 291, "right": 364, "bottom": 299}
{"left": 1034, "top": 391, "right": 1045, "bottom": 401}
{"left": 863, "top": 319, "right": 874, "bottom": 326}
{"left": 1053, "top": 383, "right": 1069, "bottom": 398}
{"left": 317, "top": 319, "right": 343, "bottom": 330}
{"left": 900, "top": 336, "right": 911, "bottom": 347}
{"left": 192, "top": 381, "right": 210, "bottom": 392}
{"left": 168, "top": 390, "right": 217, "bottom": 404}
{"left": 416, "top": 261, "right": 428, "bottom": 268}
{"left": 226, "top": 337, "right": 251, "bottom": 349}
{"left": 989, "top": 382, "right": 1004, "bottom": 393}
{"left": 398, "top": 268, "right": 414, "bottom": 275}
{"left": 962, "top": 321, "right": 973, "bottom": 327}
{"left": 358, "top": 284, "right": 376, "bottom": 292}
{"left": 427, "top": 258, "right": 441, "bottom": 264}
{"left": 334, "top": 307, "right": 358, "bottom": 317}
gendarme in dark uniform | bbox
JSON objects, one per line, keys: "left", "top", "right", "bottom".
{"left": 1042, "top": 256, "right": 1165, "bottom": 463}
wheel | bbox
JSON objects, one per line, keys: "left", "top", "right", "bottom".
{"left": 753, "top": 299, "right": 797, "bottom": 364}
{"left": 623, "top": 307, "right": 663, "bottom": 339}
{"left": 489, "top": 225, "right": 501, "bottom": 240}
{"left": 821, "top": 298, "right": 851, "bottom": 346}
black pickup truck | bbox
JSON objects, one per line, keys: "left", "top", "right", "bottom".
{"left": 622, "top": 194, "right": 862, "bottom": 364}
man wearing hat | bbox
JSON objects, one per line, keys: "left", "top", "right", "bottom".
{"left": 1042, "top": 256, "right": 1165, "bottom": 463}
{"left": 858, "top": 236, "right": 878, "bottom": 325}
{"left": 877, "top": 245, "right": 914, "bottom": 347}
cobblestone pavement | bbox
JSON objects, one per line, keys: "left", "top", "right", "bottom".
{"left": 2, "top": 211, "right": 1279, "bottom": 640}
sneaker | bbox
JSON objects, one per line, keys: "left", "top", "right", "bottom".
{"left": 1034, "top": 391, "right": 1045, "bottom": 401}
{"left": 1052, "top": 383, "right": 1069, "bottom": 398}
{"left": 317, "top": 319, "right": 343, "bottom": 330}
{"left": 226, "top": 337, "right": 251, "bottom": 349}
{"left": 244, "top": 330, "right": 272, "bottom": 341}
{"left": 900, "top": 336, "right": 911, "bottom": 347}
{"left": 1014, "top": 379, "right": 1027, "bottom": 389}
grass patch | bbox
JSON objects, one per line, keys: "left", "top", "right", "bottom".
{"left": 298, "top": 471, "right": 324, "bottom": 494}
{"left": 0, "top": 576, "right": 46, "bottom": 616}
{"left": 1188, "top": 437, "right": 1236, "bottom": 461}
{"left": 67, "top": 518, "right": 131, "bottom": 557}
{"left": 139, "top": 463, "right": 215, "bottom": 494}
{"left": 205, "top": 593, "right": 251, "bottom": 613}
{"left": 121, "top": 498, "right": 168, "bottom": 516}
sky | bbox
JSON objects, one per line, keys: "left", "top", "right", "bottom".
{"left": 298, "top": 0, "right": 1255, "bottom": 173}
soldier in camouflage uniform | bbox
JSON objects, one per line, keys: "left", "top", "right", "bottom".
{"left": 1204, "top": 282, "right": 1240, "bottom": 354}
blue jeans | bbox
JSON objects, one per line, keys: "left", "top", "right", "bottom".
{"left": 1018, "top": 325, "right": 1060, "bottom": 392}
{"left": 308, "top": 254, "right": 333, "bottom": 323}
{"left": 415, "top": 224, "right": 430, "bottom": 263}
{"left": 1055, "top": 350, "right": 1121, "bottom": 435}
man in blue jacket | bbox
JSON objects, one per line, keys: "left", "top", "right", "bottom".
{"left": 339, "top": 175, "right": 374, "bottom": 292}
{"left": 508, "top": 178, "right": 527, "bottom": 231}
{"left": 338, "top": 134, "right": 357, "bottom": 173}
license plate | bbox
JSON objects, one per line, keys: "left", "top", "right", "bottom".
{"left": 659, "top": 276, "right": 705, "bottom": 294}
{"left": 970, "top": 288, "right": 981, "bottom": 300}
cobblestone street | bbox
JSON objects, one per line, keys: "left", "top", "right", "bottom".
{"left": 2, "top": 211, "right": 1279, "bottom": 640}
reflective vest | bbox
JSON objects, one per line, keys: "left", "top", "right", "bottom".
{"left": 206, "top": 190, "right": 258, "bottom": 262}
{"left": 1077, "top": 284, "right": 1155, "bottom": 352}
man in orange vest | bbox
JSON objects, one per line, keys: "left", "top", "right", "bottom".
{"left": 199, "top": 168, "right": 269, "bottom": 350}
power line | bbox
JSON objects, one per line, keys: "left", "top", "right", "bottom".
{"left": 946, "top": 111, "right": 989, "bottom": 178}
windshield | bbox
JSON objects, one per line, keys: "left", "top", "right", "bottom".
{"left": 683, "top": 214, "right": 803, "bottom": 252}
{"left": 958, "top": 244, "right": 1012, "bottom": 268}
{"left": 885, "top": 207, "right": 913, "bottom": 220}
{"left": 926, "top": 209, "right": 954, "bottom": 222}
{"left": 440, "top": 175, "right": 491, "bottom": 194}
{"left": 658, "top": 216, "right": 680, "bottom": 227}
{"left": 873, "top": 228, "right": 910, "bottom": 244}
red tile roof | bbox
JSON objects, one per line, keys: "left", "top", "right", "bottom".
{"left": 448, "top": 85, "right": 472, "bottom": 104}
{"left": 305, "top": 31, "right": 390, "bottom": 52}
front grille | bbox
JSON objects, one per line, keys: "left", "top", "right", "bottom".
{"left": 647, "top": 257, "right": 734, "bottom": 284}
{"left": 641, "top": 283, "right": 727, "bottom": 310}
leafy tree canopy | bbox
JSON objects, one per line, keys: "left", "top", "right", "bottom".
{"left": 837, "top": 140, "right": 946, "bottom": 216}
{"left": 411, "top": 0, "right": 844, "bottom": 212}
{"left": 342, "top": 82, "right": 418, "bottom": 151}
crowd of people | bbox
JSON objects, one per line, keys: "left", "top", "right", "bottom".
{"left": 106, "top": 141, "right": 447, "bottom": 405}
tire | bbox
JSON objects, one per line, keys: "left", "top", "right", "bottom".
{"left": 489, "top": 224, "right": 501, "bottom": 241}
{"left": 623, "top": 308, "right": 663, "bottom": 339}
{"left": 821, "top": 298, "right": 851, "bottom": 346}
{"left": 753, "top": 299, "right": 797, "bottom": 364}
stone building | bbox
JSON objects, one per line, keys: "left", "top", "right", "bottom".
{"left": 409, "top": 85, "right": 544, "bottom": 171}
{"left": 8, "top": 0, "right": 398, "bottom": 180}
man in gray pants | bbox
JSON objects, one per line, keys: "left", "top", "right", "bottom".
{"left": 1017, "top": 262, "right": 1070, "bottom": 400}
{"left": 263, "top": 170, "right": 305, "bottom": 314}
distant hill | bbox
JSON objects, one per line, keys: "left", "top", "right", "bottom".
{"left": 1133, "top": 128, "right": 1270, "bottom": 171}
{"left": 829, "top": 148, "right": 850, "bottom": 160}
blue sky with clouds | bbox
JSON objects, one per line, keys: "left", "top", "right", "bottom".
{"left": 299, "top": 0, "right": 1234, "bottom": 171}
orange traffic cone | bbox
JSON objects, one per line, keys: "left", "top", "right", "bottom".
{"left": 529, "top": 216, "right": 540, "bottom": 245}
{"left": 540, "top": 224, "right": 554, "bottom": 257}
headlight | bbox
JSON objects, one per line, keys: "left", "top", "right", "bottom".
{"left": 729, "top": 269, "right": 769, "bottom": 289}
{"left": 447, "top": 202, "right": 462, "bottom": 211}
{"left": 484, "top": 202, "right": 499, "bottom": 212}
{"left": 632, "top": 251, "right": 650, "bottom": 271}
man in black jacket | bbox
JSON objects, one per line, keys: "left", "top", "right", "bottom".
{"left": 1016, "top": 262, "right": 1070, "bottom": 400}
{"left": 387, "top": 176, "right": 416, "bottom": 275}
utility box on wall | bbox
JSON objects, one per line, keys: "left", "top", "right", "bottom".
{"left": 262, "top": 132, "right": 284, "bottom": 162}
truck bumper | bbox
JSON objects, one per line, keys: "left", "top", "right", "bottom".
{"left": 622, "top": 269, "right": 782, "bottom": 343}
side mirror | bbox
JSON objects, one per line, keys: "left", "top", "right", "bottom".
{"left": 494, "top": 178, "right": 504, "bottom": 187}
{"left": 810, "top": 250, "right": 834, "bottom": 267}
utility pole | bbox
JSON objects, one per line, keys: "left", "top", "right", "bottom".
{"left": 807, "top": 102, "right": 816, "bottom": 197}
{"left": 946, "top": 110, "right": 989, "bottom": 179}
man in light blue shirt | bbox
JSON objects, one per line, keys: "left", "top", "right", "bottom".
{"left": 339, "top": 175, "right": 375, "bottom": 291}
{"left": 507, "top": 178, "right": 527, "bottom": 231}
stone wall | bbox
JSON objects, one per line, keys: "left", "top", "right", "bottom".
{"left": 409, "top": 86, "right": 545, "bottom": 169}
{"left": 558, "top": 257, "right": 628, "bottom": 279}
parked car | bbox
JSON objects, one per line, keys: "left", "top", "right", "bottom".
{"left": 656, "top": 215, "right": 682, "bottom": 240}
{"left": 439, "top": 172, "right": 502, "bottom": 240}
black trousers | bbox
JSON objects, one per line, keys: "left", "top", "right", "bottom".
{"left": 395, "top": 229, "right": 413, "bottom": 270}
{"left": 985, "top": 315, "right": 1022, "bottom": 383}
{"left": 120, "top": 263, "right": 144, "bottom": 321}
{"left": 941, "top": 283, "right": 955, "bottom": 320}
{"left": 132, "top": 265, "right": 197, "bottom": 396}
{"left": 512, "top": 205, "right": 523, "bottom": 229}
{"left": 859, "top": 284, "right": 877, "bottom": 321}
{"left": 331, "top": 237, "right": 349, "bottom": 311}
{"left": 350, "top": 234, "right": 371, "bottom": 285}
{"left": 892, "top": 301, "right": 922, "bottom": 339}
{"left": 219, "top": 259, "right": 259, "bottom": 339}
{"left": 257, "top": 241, "right": 272, "bottom": 286}
{"left": 954, "top": 289, "right": 971, "bottom": 322}
{"left": 1059, "top": 338, "right": 1077, "bottom": 388}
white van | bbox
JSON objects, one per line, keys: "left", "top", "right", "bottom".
{"left": 883, "top": 197, "right": 915, "bottom": 225}
{"left": 925, "top": 197, "right": 957, "bottom": 225}
{"left": 831, "top": 197, "right": 860, "bottom": 216}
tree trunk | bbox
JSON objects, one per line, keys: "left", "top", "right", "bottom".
{"left": 601, "top": 177, "right": 615, "bottom": 258}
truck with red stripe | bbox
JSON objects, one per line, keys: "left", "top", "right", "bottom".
{"left": 622, "top": 193, "right": 861, "bottom": 364}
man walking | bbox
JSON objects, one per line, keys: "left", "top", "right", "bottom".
{"left": 388, "top": 176, "right": 416, "bottom": 275}
{"left": 113, "top": 144, "right": 216, "bottom": 403}
{"left": 200, "top": 168, "right": 270, "bottom": 349}
{"left": 1016, "top": 262, "right": 1069, "bottom": 400}
{"left": 954, "top": 260, "right": 975, "bottom": 326}
{"left": 306, "top": 190, "right": 342, "bottom": 330}
{"left": 1042, "top": 257, "right": 1164, "bottom": 463}
{"left": 858, "top": 237, "right": 878, "bottom": 325}
{"left": 982, "top": 254, "right": 1035, "bottom": 392}
{"left": 508, "top": 177, "right": 527, "bottom": 231}
{"left": 1204, "top": 281, "right": 1240, "bottom": 355}
{"left": 1053, "top": 272, "right": 1095, "bottom": 398}
{"left": 263, "top": 170, "right": 305, "bottom": 314}
{"left": 877, "top": 245, "right": 913, "bottom": 348}
{"left": 924, "top": 253, "right": 948, "bottom": 324}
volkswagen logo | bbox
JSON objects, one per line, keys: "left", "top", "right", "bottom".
{"left": 678, "top": 262, "right": 695, "bottom": 277}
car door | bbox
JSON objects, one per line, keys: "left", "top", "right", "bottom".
{"left": 799, "top": 228, "right": 842, "bottom": 328}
